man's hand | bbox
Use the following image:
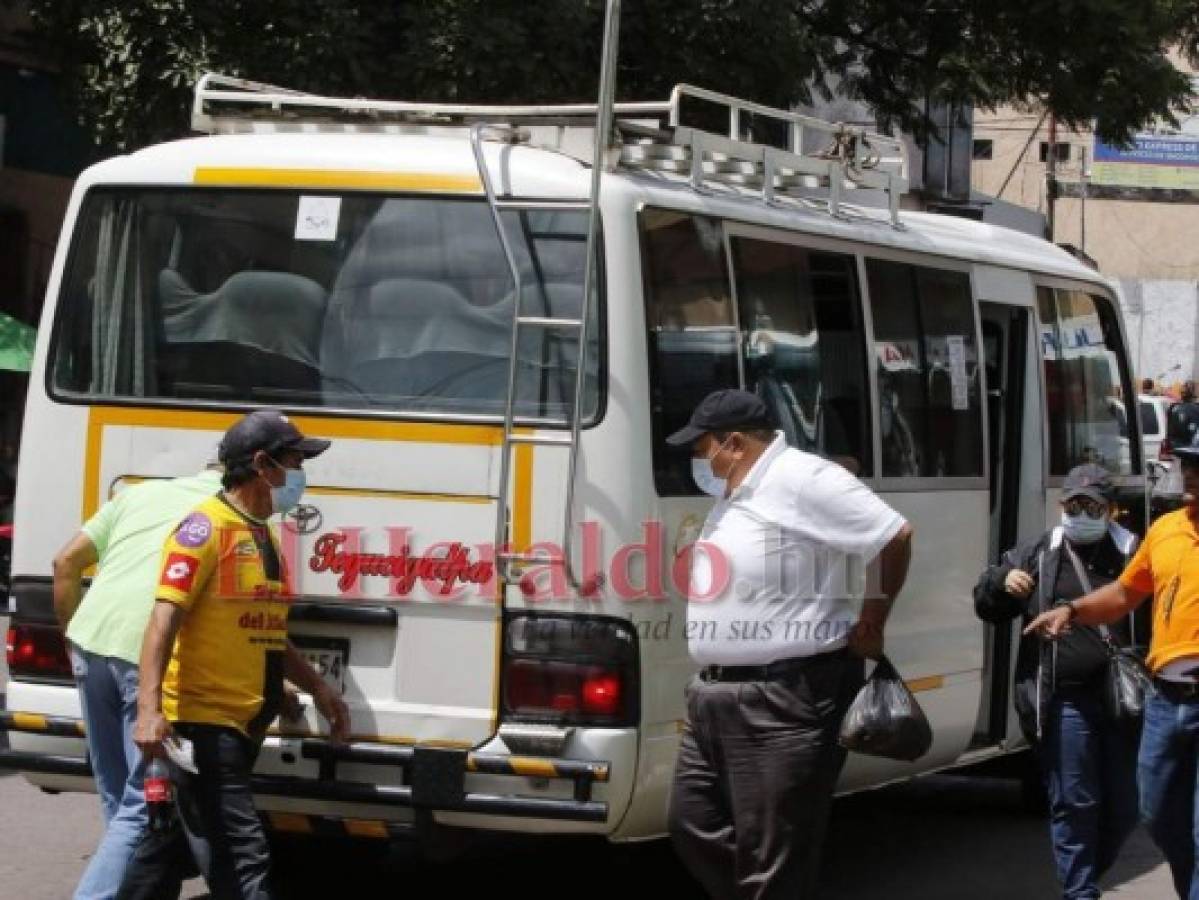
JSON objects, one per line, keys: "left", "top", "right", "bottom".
{"left": 1004, "top": 568, "right": 1035, "bottom": 599}
{"left": 847, "top": 618, "right": 884, "bottom": 660}
{"left": 1024, "top": 605, "right": 1074, "bottom": 640}
{"left": 281, "top": 685, "right": 305, "bottom": 722}
{"left": 133, "top": 710, "right": 173, "bottom": 760}
{"left": 313, "top": 684, "right": 351, "bottom": 744}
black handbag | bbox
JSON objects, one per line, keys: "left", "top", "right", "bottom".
{"left": 1099, "top": 638, "right": 1154, "bottom": 730}
{"left": 1065, "top": 544, "right": 1154, "bottom": 730}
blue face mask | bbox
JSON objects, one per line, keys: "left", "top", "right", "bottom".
{"left": 1062, "top": 511, "right": 1108, "bottom": 545}
{"left": 691, "top": 436, "right": 732, "bottom": 498}
{"left": 266, "top": 458, "right": 306, "bottom": 515}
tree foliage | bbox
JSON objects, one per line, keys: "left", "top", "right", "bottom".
{"left": 27, "top": 0, "right": 1199, "bottom": 151}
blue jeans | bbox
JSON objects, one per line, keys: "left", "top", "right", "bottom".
{"left": 1039, "top": 689, "right": 1140, "bottom": 900}
{"left": 70, "top": 644, "right": 148, "bottom": 900}
{"left": 1139, "top": 690, "right": 1199, "bottom": 899}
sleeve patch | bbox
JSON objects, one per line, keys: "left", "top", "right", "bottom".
{"left": 175, "top": 512, "right": 214, "bottom": 548}
{"left": 160, "top": 552, "right": 200, "bottom": 592}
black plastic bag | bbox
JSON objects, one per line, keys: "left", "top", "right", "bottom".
{"left": 838, "top": 655, "right": 933, "bottom": 761}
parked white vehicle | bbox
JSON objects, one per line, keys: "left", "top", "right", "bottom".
{"left": 3, "top": 73, "right": 1148, "bottom": 847}
{"left": 1109, "top": 393, "right": 1170, "bottom": 472}
{"left": 1139, "top": 394, "right": 1171, "bottom": 463}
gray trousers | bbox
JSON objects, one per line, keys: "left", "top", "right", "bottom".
{"left": 668, "top": 648, "right": 864, "bottom": 900}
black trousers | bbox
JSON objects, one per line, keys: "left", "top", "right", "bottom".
{"left": 118, "top": 724, "right": 272, "bottom": 900}
{"left": 668, "top": 648, "right": 864, "bottom": 900}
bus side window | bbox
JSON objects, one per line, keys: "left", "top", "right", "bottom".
{"left": 1038, "top": 287, "right": 1136, "bottom": 475}
{"left": 867, "top": 260, "right": 984, "bottom": 478}
{"left": 642, "top": 209, "right": 739, "bottom": 496}
{"left": 731, "top": 238, "right": 872, "bottom": 475}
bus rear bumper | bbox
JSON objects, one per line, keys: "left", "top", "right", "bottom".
{"left": 0, "top": 708, "right": 623, "bottom": 832}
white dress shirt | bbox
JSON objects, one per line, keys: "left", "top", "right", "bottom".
{"left": 687, "top": 433, "right": 906, "bottom": 665}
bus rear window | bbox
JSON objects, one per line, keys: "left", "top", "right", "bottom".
{"left": 50, "top": 189, "right": 601, "bottom": 421}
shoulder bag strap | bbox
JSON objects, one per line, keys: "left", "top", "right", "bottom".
{"left": 1063, "top": 543, "right": 1117, "bottom": 648}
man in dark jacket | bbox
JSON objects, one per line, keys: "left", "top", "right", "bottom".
{"left": 1168, "top": 380, "right": 1199, "bottom": 448}
{"left": 974, "top": 464, "right": 1140, "bottom": 900}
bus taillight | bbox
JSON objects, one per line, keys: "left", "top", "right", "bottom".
{"left": 6, "top": 623, "right": 73, "bottom": 681}
{"left": 502, "top": 614, "right": 638, "bottom": 727}
{"left": 580, "top": 672, "right": 622, "bottom": 717}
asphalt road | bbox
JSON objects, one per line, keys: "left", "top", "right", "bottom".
{"left": 0, "top": 613, "right": 1175, "bottom": 899}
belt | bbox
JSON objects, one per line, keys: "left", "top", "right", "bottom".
{"left": 1154, "top": 678, "right": 1199, "bottom": 703}
{"left": 700, "top": 648, "right": 845, "bottom": 683}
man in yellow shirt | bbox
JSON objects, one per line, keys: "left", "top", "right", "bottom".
{"left": 1029, "top": 434, "right": 1199, "bottom": 900}
{"left": 123, "top": 410, "right": 348, "bottom": 900}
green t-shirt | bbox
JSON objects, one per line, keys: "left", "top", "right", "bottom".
{"left": 66, "top": 470, "right": 223, "bottom": 664}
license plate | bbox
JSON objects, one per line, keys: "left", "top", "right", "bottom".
{"left": 292, "top": 636, "right": 349, "bottom": 694}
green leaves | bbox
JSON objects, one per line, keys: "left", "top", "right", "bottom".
{"left": 26, "top": 0, "right": 1199, "bottom": 151}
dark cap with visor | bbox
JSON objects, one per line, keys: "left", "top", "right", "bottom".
{"left": 218, "top": 410, "right": 330, "bottom": 465}
{"left": 666, "top": 389, "right": 774, "bottom": 447}
{"left": 1061, "top": 463, "right": 1114, "bottom": 504}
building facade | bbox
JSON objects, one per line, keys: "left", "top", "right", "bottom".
{"left": 972, "top": 74, "right": 1199, "bottom": 391}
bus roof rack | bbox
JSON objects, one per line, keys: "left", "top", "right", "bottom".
{"left": 192, "top": 73, "right": 909, "bottom": 227}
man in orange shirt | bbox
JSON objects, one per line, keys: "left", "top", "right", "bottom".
{"left": 1029, "top": 434, "right": 1199, "bottom": 900}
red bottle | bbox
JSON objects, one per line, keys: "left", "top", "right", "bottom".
{"left": 144, "top": 758, "right": 173, "bottom": 832}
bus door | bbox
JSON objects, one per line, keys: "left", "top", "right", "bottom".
{"left": 978, "top": 299, "right": 1032, "bottom": 745}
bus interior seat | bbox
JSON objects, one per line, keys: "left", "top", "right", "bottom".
{"left": 157, "top": 268, "right": 327, "bottom": 400}
{"left": 654, "top": 287, "right": 732, "bottom": 329}
{"left": 328, "top": 278, "right": 515, "bottom": 410}
{"left": 325, "top": 277, "right": 585, "bottom": 415}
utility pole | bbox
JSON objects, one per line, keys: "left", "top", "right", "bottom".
{"left": 1046, "top": 112, "right": 1057, "bottom": 242}
{"left": 1080, "top": 145, "right": 1089, "bottom": 254}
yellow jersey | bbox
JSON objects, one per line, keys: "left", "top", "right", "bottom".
{"left": 1120, "top": 508, "right": 1199, "bottom": 673}
{"left": 156, "top": 493, "right": 290, "bottom": 736}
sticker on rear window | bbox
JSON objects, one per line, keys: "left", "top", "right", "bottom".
{"left": 295, "top": 196, "right": 341, "bottom": 241}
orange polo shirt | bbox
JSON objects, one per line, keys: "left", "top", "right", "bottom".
{"left": 1120, "top": 508, "right": 1199, "bottom": 673}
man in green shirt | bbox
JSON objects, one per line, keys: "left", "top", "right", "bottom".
{"left": 53, "top": 468, "right": 222, "bottom": 900}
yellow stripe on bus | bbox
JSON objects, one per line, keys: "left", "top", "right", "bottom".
{"left": 10, "top": 712, "right": 48, "bottom": 732}
{"left": 343, "top": 819, "right": 390, "bottom": 839}
{"left": 81, "top": 406, "right": 528, "bottom": 519}
{"left": 905, "top": 675, "right": 945, "bottom": 693}
{"left": 508, "top": 758, "right": 560, "bottom": 779}
{"left": 267, "top": 812, "right": 312, "bottom": 834}
{"left": 193, "top": 167, "right": 482, "bottom": 193}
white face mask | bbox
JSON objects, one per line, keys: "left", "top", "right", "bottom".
{"left": 1061, "top": 511, "right": 1108, "bottom": 544}
{"left": 691, "top": 437, "right": 732, "bottom": 497}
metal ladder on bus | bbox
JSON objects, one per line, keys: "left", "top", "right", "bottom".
{"left": 470, "top": 0, "right": 622, "bottom": 594}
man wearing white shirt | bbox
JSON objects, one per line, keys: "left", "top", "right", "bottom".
{"left": 667, "top": 389, "right": 913, "bottom": 900}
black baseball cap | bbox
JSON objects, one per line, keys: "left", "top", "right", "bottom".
{"left": 666, "top": 389, "right": 773, "bottom": 447}
{"left": 1062, "top": 463, "right": 1113, "bottom": 503}
{"left": 218, "top": 410, "right": 330, "bottom": 465}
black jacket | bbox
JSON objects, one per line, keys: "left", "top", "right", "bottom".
{"left": 973, "top": 522, "right": 1139, "bottom": 743}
